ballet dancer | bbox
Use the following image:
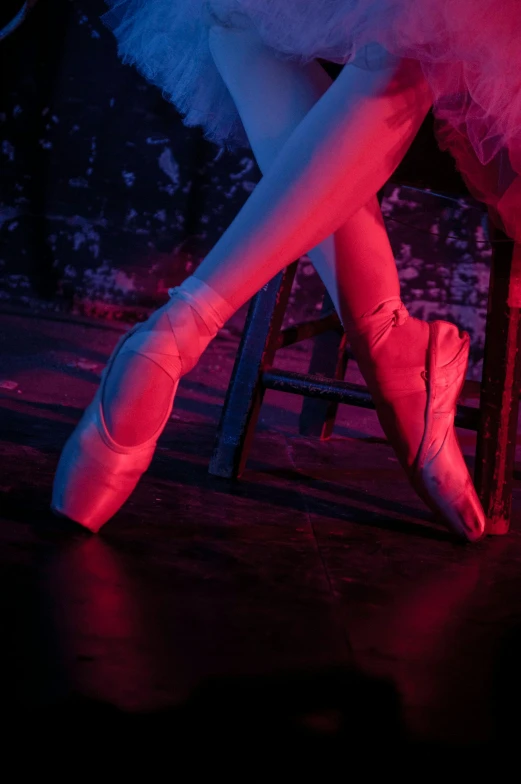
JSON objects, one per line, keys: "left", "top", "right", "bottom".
{"left": 52, "top": 2, "right": 521, "bottom": 540}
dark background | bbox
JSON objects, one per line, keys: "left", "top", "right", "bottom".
{"left": 0, "top": 0, "right": 493, "bottom": 376}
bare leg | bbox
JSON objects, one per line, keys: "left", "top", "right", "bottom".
{"left": 197, "top": 30, "right": 433, "bottom": 311}
{"left": 191, "top": 40, "right": 483, "bottom": 542}
{"left": 208, "top": 28, "right": 402, "bottom": 319}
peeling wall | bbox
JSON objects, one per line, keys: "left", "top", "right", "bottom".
{"left": 0, "top": 0, "right": 492, "bottom": 377}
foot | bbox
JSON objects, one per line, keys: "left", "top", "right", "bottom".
{"left": 346, "top": 299, "right": 485, "bottom": 541}
{"left": 51, "top": 276, "right": 233, "bottom": 531}
{"left": 103, "top": 305, "right": 215, "bottom": 446}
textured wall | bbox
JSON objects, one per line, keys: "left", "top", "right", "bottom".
{"left": 0, "top": 0, "right": 492, "bottom": 376}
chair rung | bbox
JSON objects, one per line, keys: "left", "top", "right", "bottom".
{"left": 262, "top": 368, "right": 481, "bottom": 430}
{"left": 275, "top": 312, "right": 343, "bottom": 350}
{"left": 263, "top": 368, "right": 374, "bottom": 407}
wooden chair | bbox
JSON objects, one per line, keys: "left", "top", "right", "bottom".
{"left": 208, "top": 62, "right": 521, "bottom": 536}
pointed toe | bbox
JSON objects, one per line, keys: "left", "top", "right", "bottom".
{"left": 413, "top": 321, "right": 487, "bottom": 542}
{"left": 51, "top": 399, "right": 154, "bottom": 532}
{"left": 418, "top": 469, "right": 486, "bottom": 542}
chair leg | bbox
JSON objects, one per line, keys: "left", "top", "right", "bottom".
{"left": 209, "top": 262, "right": 299, "bottom": 479}
{"left": 298, "top": 188, "right": 386, "bottom": 439}
{"left": 475, "top": 231, "right": 521, "bottom": 535}
{"left": 299, "top": 291, "right": 348, "bottom": 439}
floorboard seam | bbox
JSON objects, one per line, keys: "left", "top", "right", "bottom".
{"left": 284, "top": 434, "right": 353, "bottom": 658}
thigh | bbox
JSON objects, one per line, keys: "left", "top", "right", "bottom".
{"left": 208, "top": 24, "right": 431, "bottom": 131}
{"left": 208, "top": 23, "right": 334, "bottom": 105}
{"left": 324, "top": 53, "right": 434, "bottom": 177}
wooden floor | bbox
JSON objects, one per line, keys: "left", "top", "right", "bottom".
{"left": 1, "top": 307, "right": 521, "bottom": 761}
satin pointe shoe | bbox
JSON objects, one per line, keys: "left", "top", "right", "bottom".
{"left": 51, "top": 276, "right": 233, "bottom": 532}
{"left": 348, "top": 300, "right": 486, "bottom": 542}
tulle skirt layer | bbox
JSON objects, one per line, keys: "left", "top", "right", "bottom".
{"left": 103, "top": 0, "right": 521, "bottom": 242}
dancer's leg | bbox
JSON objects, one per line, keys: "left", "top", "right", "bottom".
{"left": 207, "top": 26, "right": 401, "bottom": 319}
{"left": 195, "top": 37, "right": 482, "bottom": 541}
{"left": 203, "top": 34, "right": 484, "bottom": 544}
{"left": 197, "top": 28, "right": 433, "bottom": 311}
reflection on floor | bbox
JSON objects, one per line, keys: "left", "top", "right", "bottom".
{"left": 1, "top": 309, "right": 520, "bottom": 761}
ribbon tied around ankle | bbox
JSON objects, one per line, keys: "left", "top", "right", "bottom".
{"left": 347, "top": 298, "right": 409, "bottom": 351}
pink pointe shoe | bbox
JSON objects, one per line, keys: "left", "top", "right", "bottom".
{"left": 349, "top": 301, "right": 486, "bottom": 542}
{"left": 411, "top": 321, "right": 485, "bottom": 542}
{"left": 51, "top": 277, "right": 233, "bottom": 532}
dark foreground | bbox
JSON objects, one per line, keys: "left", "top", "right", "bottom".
{"left": 1, "top": 306, "right": 520, "bottom": 767}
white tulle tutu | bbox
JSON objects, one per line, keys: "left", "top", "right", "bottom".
{"left": 103, "top": 0, "right": 521, "bottom": 242}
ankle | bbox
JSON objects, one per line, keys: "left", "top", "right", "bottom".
{"left": 178, "top": 275, "right": 235, "bottom": 331}
{"left": 346, "top": 299, "right": 428, "bottom": 371}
